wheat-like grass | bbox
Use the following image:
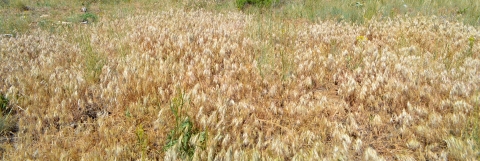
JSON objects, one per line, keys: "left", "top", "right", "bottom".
{"left": 0, "top": 8, "right": 479, "bottom": 160}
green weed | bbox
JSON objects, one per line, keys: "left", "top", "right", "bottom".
{"left": 0, "top": 94, "right": 16, "bottom": 136}
{"left": 77, "top": 34, "right": 105, "bottom": 83}
{"left": 468, "top": 36, "right": 475, "bottom": 57}
{"left": 80, "top": 12, "right": 98, "bottom": 23}
{"left": 0, "top": 94, "right": 11, "bottom": 115}
{"left": 0, "top": 14, "right": 31, "bottom": 36}
{"left": 136, "top": 124, "right": 148, "bottom": 159}
{"left": 164, "top": 88, "right": 207, "bottom": 160}
{"left": 470, "top": 92, "right": 480, "bottom": 158}
{"left": 280, "top": 50, "right": 292, "bottom": 82}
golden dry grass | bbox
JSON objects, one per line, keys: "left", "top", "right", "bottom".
{"left": 1, "top": 7, "right": 479, "bottom": 161}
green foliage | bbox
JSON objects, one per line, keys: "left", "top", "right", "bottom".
{"left": 470, "top": 93, "right": 480, "bottom": 157}
{"left": 280, "top": 50, "right": 292, "bottom": 82}
{"left": 0, "top": 0, "right": 8, "bottom": 7}
{"left": 473, "top": 115, "right": 480, "bottom": 158}
{"left": 136, "top": 124, "right": 148, "bottom": 159}
{"left": 468, "top": 36, "right": 475, "bottom": 56}
{"left": 164, "top": 88, "right": 207, "bottom": 160}
{"left": 80, "top": 12, "right": 98, "bottom": 23}
{"left": 0, "top": 94, "right": 11, "bottom": 115}
{"left": 77, "top": 34, "right": 105, "bottom": 83}
{"left": 0, "top": 14, "right": 31, "bottom": 36}
{"left": 0, "top": 94, "right": 16, "bottom": 136}
{"left": 236, "top": 0, "right": 278, "bottom": 10}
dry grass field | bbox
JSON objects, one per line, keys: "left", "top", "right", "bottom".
{"left": 1, "top": 0, "right": 480, "bottom": 160}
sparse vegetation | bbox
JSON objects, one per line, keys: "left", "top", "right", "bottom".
{"left": 0, "top": 94, "right": 16, "bottom": 136}
{"left": 1, "top": 0, "right": 480, "bottom": 160}
{"left": 164, "top": 88, "right": 206, "bottom": 160}
{"left": 235, "top": 0, "right": 278, "bottom": 10}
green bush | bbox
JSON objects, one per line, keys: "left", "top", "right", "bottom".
{"left": 236, "top": 0, "right": 278, "bottom": 10}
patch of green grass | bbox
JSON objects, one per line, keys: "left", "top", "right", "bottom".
{"left": 76, "top": 33, "right": 105, "bottom": 83}
{"left": 2, "top": 0, "right": 479, "bottom": 36}
{"left": 164, "top": 88, "right": 207, "bottom": 160}
{"left": 256, "top": 0, "right": 480, "bottom": 25}
{"left": 0, "top": 94, "right": 11, "bottom": 115}
{"left": 467, "top": 36, "right": 475, "bottom": 57}
{"left": 470, "top": 93, "right": 480, "bottom": 158}
{"left": 84, "top": 52, "right": 105, "bottom": 83}
{"left": 0, "top": 14, "right": 31, "bottom": 36}
{"left": 80, "top": 12, "right": 98, "bottom": 23}
{"left": 136, "top": 124, "right": 149, "bottom": 159}
{"left": 0, "top": 0, "right": 83, "bottom": 36}
{"left": 280, "top": 50, "right": 293, "bottom": 82}
{"left": 0, "top": 94, "right": 16, "bottom": 136}
{"left": 63, "top": 12, "right": 98, "bottom": 24}
{"left": 37, "top": 19, "right": 56, "bottom": 33}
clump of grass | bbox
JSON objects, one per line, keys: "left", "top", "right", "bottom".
{"left": 467, "top": 36, "right": 475, "bottom": 57}
{"left": 468, "top": 92, "right": 480, "bottom": 158}
{"left": 0, "top": 94, "right": 16, "bottom": 136}
{"left": 80, "top": 12, "right": 98, "bottom": 23}
{"left": 0, "top": 15, "right": 31, "bottom": 37}
{"left": 135, "top": 124, "right": 148, "bottom": 159}
{"left": 164, "top": 88, "right": 206, "bottom": 160}
{"left": 75, "top": 33, "right": 105, "bottom": 83}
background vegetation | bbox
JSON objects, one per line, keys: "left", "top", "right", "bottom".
{"left": 1, "top": 0, "right": 479, "bottom": 160}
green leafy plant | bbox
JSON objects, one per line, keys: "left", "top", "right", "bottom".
{"left": 136, "top": 124, "right": 148, "bottom": 159}
{"left": 468, "top": 36, "right": 475, "bottom": 56}
{"left": 0, "top": 94, "right": 16, "bottom": 136}
{"left": 0, "top": 94, "right": 11, "bottom": 115}
{"left": 280, "top": 50, "right": 293, "bottom": 82}
{"left": 76, "top": 34, "right": 105, "bottom": 83}
{"left": 164, "top": 88, "right": 206, "bottom": 160}
{"left": 80, "top": 12, "right": 98, "bottom": 23}
{"left": 457, "top": 7, "right": 468, "bottom": 15}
